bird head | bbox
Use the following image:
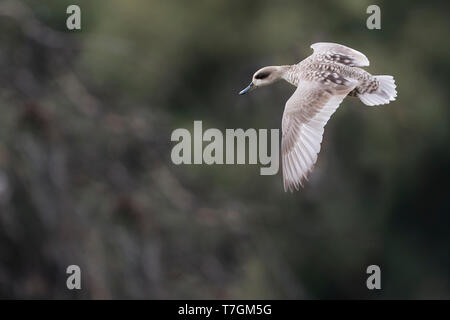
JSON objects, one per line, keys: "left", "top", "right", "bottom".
{"left": 239, "top": 66, "right": 286, "bottom": 95}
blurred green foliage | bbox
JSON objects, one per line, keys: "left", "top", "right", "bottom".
{"left": 0, "top": 0, "right": 449, "bottom": 298}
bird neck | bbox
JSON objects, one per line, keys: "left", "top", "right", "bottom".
{"left": 279, "top": 65, "right": 298, "bottom": 86}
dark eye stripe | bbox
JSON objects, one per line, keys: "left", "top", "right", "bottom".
{"left": 255, "top": 72, "right": 270, "bottom": 79}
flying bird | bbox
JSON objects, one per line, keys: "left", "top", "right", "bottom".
{"left": 239, "top": 42, "right": 397, "bottom": 192}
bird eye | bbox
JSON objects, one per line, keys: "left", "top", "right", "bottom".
{"left": 255, "top": 72, "right": 270, "bottom": 80}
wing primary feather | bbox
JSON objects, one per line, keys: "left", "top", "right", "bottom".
{"left": 281, "top": 80, "right": 355, "bottom": 191}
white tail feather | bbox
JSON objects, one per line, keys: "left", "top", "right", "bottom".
{"left": 358, "top": 75, "right": 397, "bottom": 106}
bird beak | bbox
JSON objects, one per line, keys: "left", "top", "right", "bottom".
{"left": 239, "top": 82, "right": 254, "bottom": 95}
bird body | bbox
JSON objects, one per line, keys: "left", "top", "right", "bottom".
{"left": 239, "top": 42, "right": 397, "bottom": 191}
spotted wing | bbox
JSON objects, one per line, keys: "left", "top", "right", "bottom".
{"left": 311, "top": 42, "right": 370, "bottom": 67}
{"left": 281, "top": 80, "right": 356, "bottom": 191}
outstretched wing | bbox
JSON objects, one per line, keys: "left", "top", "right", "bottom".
{"left": 311, "top": 42, "right": 370, "bottom": 67}
{"left": 281, "top": 79, "right": 356, "bottom": 192}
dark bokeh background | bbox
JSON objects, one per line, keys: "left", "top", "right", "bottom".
{"left": 0, "top": 0, "right": 449, "bottom": 299}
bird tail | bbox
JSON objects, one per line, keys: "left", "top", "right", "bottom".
{"left": 358, "top": 75, "right": 397, "bottom": 106}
